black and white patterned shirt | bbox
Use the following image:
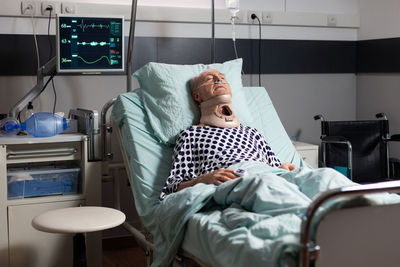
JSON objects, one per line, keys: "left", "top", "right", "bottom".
{"left": 160, "top": 124, "right": 281, "bottom": 200}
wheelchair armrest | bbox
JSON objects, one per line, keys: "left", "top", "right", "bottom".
{"left": 389, "top": 134, "right": 400, "bottom": 142}
{"left": 321, "top": 136, "right": 348, "bottom": 142}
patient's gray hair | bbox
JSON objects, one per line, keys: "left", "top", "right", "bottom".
{"left": 189, "top": 73, "right": 202, "bottom": 92}
{"left": 189, "top": 69, "right": 219, "bottom": 92}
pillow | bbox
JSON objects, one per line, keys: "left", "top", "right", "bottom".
{"left": 133, "top": 58, "right": 254, "bottom": 146}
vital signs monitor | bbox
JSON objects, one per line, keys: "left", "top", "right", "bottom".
{"left": 56, "top": 15, "right": 124, "bottom": 73}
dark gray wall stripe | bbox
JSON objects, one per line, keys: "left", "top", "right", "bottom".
{"left": 0, "top": 34, "right": 360, "bottom": 75}
{"left": 221, "top": 39, "right": 357, "bottom": 74}
{"left": 357, "top": 38, "right": 400, "bottom": 73}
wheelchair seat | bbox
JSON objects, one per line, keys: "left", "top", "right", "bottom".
{"left": 315, "top": 113, "right": 400, "bottom": 184}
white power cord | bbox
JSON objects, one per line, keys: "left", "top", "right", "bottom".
{"left": 30, "top": 14, "right": 40, "bottom": 69}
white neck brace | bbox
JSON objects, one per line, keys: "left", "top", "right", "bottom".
{"left": 199, "top": 94, "right": 240, "bottom": 128}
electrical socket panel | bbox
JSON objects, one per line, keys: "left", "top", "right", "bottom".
{"left": 232, "top": 10, "right": 244, "bottom": 23}
{"left": 247, "top": 11, "right": 262, "bottom": 24}
{"left": 327, "top": 14, "right": 337, "bottom": 26}
{"left": 262, "top": 12, "right": 273, "bottom": 24}
{"left": 61, "top": 3, "right": 77, "bottom": 14}
{"left": 21, "top": 1, "right": 36, "bottom": 15}
{"left": 41, "top": 1, "right": 59, "bottom": 16}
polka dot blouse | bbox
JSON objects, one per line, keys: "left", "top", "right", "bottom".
{"left": 160, "top": 124, "right": 282, "bottom": 200}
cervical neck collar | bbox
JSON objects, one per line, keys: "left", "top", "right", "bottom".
{"left": 199, "top": 94, "right": 240, "bottom": 128}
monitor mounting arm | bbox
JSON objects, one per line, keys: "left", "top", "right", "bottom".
{"left": 9, "top": 56, "right": 57, "bottom": 119}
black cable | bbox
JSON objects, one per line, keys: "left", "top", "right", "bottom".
{"left": 47, "top": 7, "right": 57, "bottom": 113}
{"left": 17, "top": 72, "right": 55, "bottom": 123}
{"left": 40, "top": 71, "right": 57, "bottom": 95}
{"left": 251, "top": 14, "right": 262, "bottom": 87}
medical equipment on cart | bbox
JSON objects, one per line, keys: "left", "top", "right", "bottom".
{"left": 8, "top": 15, "right": 124, "bottom": 121}
{"left": 0, "top": 112, "right": 69, "bottom": 137}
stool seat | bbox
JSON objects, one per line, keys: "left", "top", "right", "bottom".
{"left": 32, "top": 206, "right": 126, "bottom": 234}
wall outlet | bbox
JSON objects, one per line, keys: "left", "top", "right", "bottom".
{"left": 61, "top": 3, "right": 77, "bottom": 14}
{"left": 262, "top": 11, "right": 273, "bottom": 24}
{"left": 21, "top": 1, "right": 36, "bottom": 16}
{"left": 232, "top": 10, "right": 244, "bottom": 23}
{"left": 247, "top": 11, "right": 262, "bottom": 24}
{"left": 41, "top": 1, "right": 58, "bottom": 16}
{"left": 327, "top": 14, "right": 337, "bottom": 26}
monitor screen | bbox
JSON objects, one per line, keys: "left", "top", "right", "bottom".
{"left": 56, "top": 15, "right": 124, "bottom": 73}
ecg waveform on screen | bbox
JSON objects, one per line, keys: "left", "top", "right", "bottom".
{"left": 73, "top": 55, "right": 112, "bottom": 65}
{"left": 62, "top": 53, "right": 120, "bottom": 66}
{"left": 76, "top": 20, "right": 111, "bottom": 32}
{"left": 76, "top": 41, "right": 110, "bottom": 46}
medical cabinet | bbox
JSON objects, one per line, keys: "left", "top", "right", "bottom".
{"left": 0, "top": 134, "right": 101, "bottom": 267}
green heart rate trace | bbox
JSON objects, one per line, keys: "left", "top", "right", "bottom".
{"left": 57, "top": 15, "right": 124, "bottom": 73}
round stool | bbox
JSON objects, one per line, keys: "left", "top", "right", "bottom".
{"left": 32, "top": 206, "right": 126, "bottom": 267}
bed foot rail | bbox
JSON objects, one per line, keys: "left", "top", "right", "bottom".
{"left": 300, "top": 180, "right": 400, "bottom": 267}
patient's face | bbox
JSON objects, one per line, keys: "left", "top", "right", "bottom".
{"left": 192, "top": 69, "right": 232, "bottom": 103}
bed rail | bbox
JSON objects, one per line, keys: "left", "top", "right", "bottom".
{"left": 110, "top": 116, "right": 154, "bottom": 266}
{"left": 300, "top": 180, "right": 400, "bottom": 267}
{"left": 101, "top": 98, "right": 117, "bottom": 162}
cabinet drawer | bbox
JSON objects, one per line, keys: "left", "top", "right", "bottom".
{"left": 298, "top": 149, "right": 318, "bottom": 169}
{"left": 6, "top": 142, "right": 81, "bottom": 164}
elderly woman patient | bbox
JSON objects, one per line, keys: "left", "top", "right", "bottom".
{"left": 160, "top": 69, "right": 297, "bottom": 200}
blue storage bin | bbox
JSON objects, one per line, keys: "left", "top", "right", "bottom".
{"left": 7, "top": 167, "right": 79, "bottom": 199}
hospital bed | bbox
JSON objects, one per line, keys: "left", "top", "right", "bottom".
{"left": 105, "top": 59, "right": 400, "bottom": 267}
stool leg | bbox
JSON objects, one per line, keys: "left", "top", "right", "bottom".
{"left": 73, "top": 233, "right": 87, "bottom": 267}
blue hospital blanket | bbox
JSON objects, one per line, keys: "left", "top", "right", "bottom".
{"left": 149, "top": 161, "right": 400, "bottom": 267}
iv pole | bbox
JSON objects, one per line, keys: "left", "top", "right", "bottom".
{"left": 126, "top": 0, "right": 138, "bottom": 92}
{"left": 211, "top": 0, "right": 216, "bottom": 63}
{"left": 102, "top": 0, "right": 138, "bottom": 161}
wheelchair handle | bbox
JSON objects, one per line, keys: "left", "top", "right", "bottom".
{"left": 314, "top": 114, "right": 325, "bottom": 121}
{"left": 376, "top": 113, "right": 388, "bottom": 120}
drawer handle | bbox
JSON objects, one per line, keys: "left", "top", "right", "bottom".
{"left": 7, "top": 148, "right": 78, "bottom": 159}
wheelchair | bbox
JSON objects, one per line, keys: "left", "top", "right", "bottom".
{"left": 314, "top": 113, "right": 400, "bottom": 183}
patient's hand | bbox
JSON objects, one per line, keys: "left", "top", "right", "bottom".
{"left": 197, "top": 168, "right": 238, "bottom": 185}
{"left": 279, "top": 162, "right": 297, "bottom": 171}
{"left": 177, "top": 168, "right": 238, "bottom": 192}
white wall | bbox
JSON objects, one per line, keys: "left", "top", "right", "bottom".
{"left": 248, "top": 74, "right": 357, "bottom": 145}
{"left": 0, "top": 0, "right": 358, "bottom": 13}
{"left": 358, "top": 0, "right": 400, "bottom": 40}
{"left": 357, "top": 0, "right": 400, "bottom": 158}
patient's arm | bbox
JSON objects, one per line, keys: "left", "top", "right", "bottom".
{"left": 279, "top": 162, "right": 297, "bottom": 171}
{"left": 177, "top": 168, "right": 238, "bottom": 191}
